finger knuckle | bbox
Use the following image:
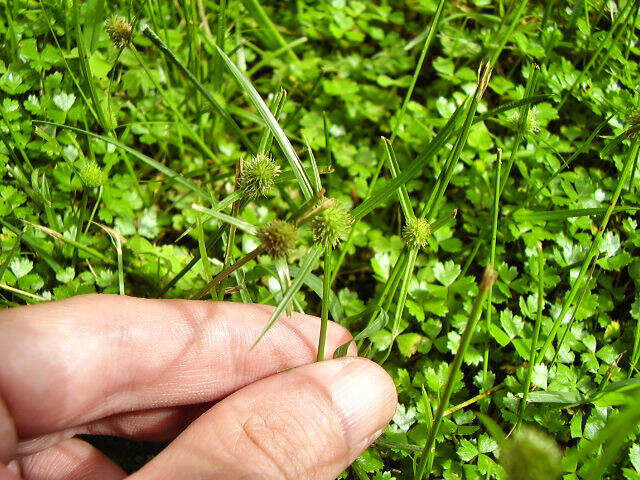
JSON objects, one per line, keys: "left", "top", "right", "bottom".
{"left": 237, "top": 409, "right": 305, "bottom": 480}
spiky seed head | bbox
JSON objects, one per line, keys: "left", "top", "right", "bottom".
{"left": 257, "top": 220, "right": 297, "bottom": 258}
{"left": 77, "top": 160, "right": 104, "bottom": 188}
{"left": 627, "top": 107, "right": 640, "bottom": 138}
{"left": 628, "top": 106, "right": 640, "bottom": 126}
{"left": 402, "top": 217, "right": 432, "bottom": 250}
{"left": 508, "top": 108, "right": 540, "bottom": 134}
{"left": 499, "top": 426, "right": 563, "bottom": 480}
{"left": 238, "top": 154, "right": 281, "bottom": 199}
{"left": 105, "top": 15, "right": 133, "bottom": 49}
{"left": 311, "top": 199, "right": 353, "bottom": 247}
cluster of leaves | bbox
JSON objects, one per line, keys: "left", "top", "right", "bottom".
{"left": 2, "top": 0, "right": 640, "bottom": 478}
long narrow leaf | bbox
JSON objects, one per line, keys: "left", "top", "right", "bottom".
{"left": 352, "top": 102, "right": 466, "bottom": 220}
{"left": 192, "top": 204, "right": 258, "bottom": 235}
{"left": 513, "top": 206, "right": 639, "bottom": 222}
{"left": 142, "top": 25, "right": 256, "bottom": 153}
{"left": 252, "top": 246, "right": 322, "bottom": 348}
{"left": 382, "top": 138, "right": 414, "bottom": 219}
{"left": 390, "top": 0, "right": 446, "bottom": 142}
{"left": 212, "top": 43, "right": 314, "bottom": 200}
{"left": 38, "top": 122, "right": 211, "bottom": 202}
{"left": 352, "top": 93, "right": 549, "bottom": 221}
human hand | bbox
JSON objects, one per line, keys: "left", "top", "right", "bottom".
{"left": 0, "top": 294, "right": 397, "bottom": 480}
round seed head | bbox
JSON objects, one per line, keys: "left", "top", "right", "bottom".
{"left": 508, "top": 108, "right": 540, "bottom": 134}
{"left": 257, "top": 220, "right": 297, "bottom": 258}
{"left": 238, "top": 154, "right": 281, "bottom": 199}
{"left": 628, "top": 106, "right": 640, "bottom": 126}
{"left": 627, "top": 107, "right": 640, "bottom": 138}
{"left": 105, "top": 15, "right": 133, "bottom": 49}
{"left": 77, "top": 160, "right": 104, "bottom": 188}
{"left": 402, "top": 217, "right": 431, "bottom": 250}
{"left": 499, "top": 426, "right": 563, "bottom": 480}
{"left": 310, "top": 199, "right": 353, "bottom": 247}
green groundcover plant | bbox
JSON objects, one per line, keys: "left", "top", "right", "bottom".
{"left": 2, "top": 0, "right": 640, "bottom": 478}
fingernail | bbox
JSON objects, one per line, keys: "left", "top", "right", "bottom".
{"left": 322, "top": 358, "right": 397, "bottom": 448}
{"left": 5, "top": 461, "right": 19, "bottom": 475}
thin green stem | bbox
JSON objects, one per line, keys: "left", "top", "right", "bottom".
{"left": 499, "top": 65, "right": 538, "bottom": 196}
{"left": 196, "top": 213, "right": 214, "bottom": 296}
{"left": 515, "top": 244, "right": 544, "bottom": 428}
{"left": 381, "top": 247, "right": 418, "bottom": 364}
{"left": 317, "top": 245, "right": 332, "bottom": 362}
{"left": 130, "top": 47, "right": 217, "bottom": 160}
{"left": 551, "top": 261, "right": 597, "bottom": 365}
{"left": 192, "top": 245, "right": 266, "bottom": 300}
{"left": 390, "top": 0, "right": 446, "bottom": 143}
{"left": 461, "top": 238, "right": 483, "bottom": 278}
{"left": 424, "top": 63, "right": 492, "bottom": 220}
{"left": 415, "top": 267, "right": 497, "bottom": 480}
{"left": 536, "top": 140, "right": 639, "bottom": 364}
{"left": 559, "top": 0, "right": 635, "bottom": 107}
{"left": 482, "top": 150, "right": 502, "bottom": 392}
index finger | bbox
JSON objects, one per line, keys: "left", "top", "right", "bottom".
{"left": 0, "top": 294, "right": 353, "bottom": 447}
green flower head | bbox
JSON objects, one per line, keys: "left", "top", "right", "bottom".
{"left": 238, "top": 154, "right": 281, "bottom": 199}
{"left": 402, "top": 217, "right": 431, "bottom": 250}
{"left": 500, "top": 426, "right": 563, "bottom": 480}
{"left": 257, "top": 219, "right": 297, "bottom": 258}
{"left": 311, "top": 199, "right": 353, "bottom": 247}
{"left": 508, "top": 107, "right": 540, "bottom": 134}
{"left": 628, "top": 106, "right": 640, "bottom": 126}
{"left": 627, "top": 106, "right": 640, "bottom": 138}
{"left": 105, "top": 15, "right": 133, "bottom": 49}
{"left": 77, "top": 160, "right": 104, "bottom": 188}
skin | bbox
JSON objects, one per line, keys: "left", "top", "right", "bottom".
{"left": 0, "top": 294, "right": 397, "bottom": 480}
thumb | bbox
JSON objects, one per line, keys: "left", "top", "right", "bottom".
{"left": 130, "top": 357, "right": 397, "bottom": 479}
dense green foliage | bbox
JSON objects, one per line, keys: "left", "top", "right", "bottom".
{"left": 2, "top": 0, "right": 640, "bottom": 478}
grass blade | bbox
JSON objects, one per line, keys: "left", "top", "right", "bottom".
{"left": 353, "top": 101, "right": 466, "bottom": 221}
{"left": 581, "top": 392, "right": 640, "bottom": 480}
{"left": 23, "top": 221, "right": 111, "bottom": 264}
{"left": 238, "top": 0, "right": 299, "bottom": 62}
{"left": 252, "top": 264, "right": 344, "bottom": 322}
{"left": 512, "top": 206, "right": 639, "bottom": 222}
{"left": 317, "top": 245, "right": 332, "bottom": 361}
{"left": 142, "top": 25, "right": 256, "bottom": 153}
{"left": 252, "top": 245, "right": 322, "bottom": 349}
{"left": 211, "top": 42, "right": 314, "bottom": 200}
{"left": 38, "top": 122, "right": 212, "bottom": 202}
{"left": 551, "top": 262, "right": 598, "bottom": 365}
{"left": 72, "top": 0, "right": 110, "bottom": 131}
{"left": 476, "top": 94, "right": 551, "bottom": 123}
{"left": 352, "top": 92, "right": 548, "bottom": 222}
{"left": 191, "top": 203, "right": 258, "bottom": 235}
{"left": 383, "top": 137, "right": 414, "bottom": 219}
{"left": 423, "top": 63, "right": 492, "bottom": 220}
{"left": 0, "top": 283, "right": 46, "bottom": 302}
{"left": 192, "top": 245, "right": 266, "bottom": 300}
{"left": 383, "top": 247, "right": 418, "bottom": 365}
